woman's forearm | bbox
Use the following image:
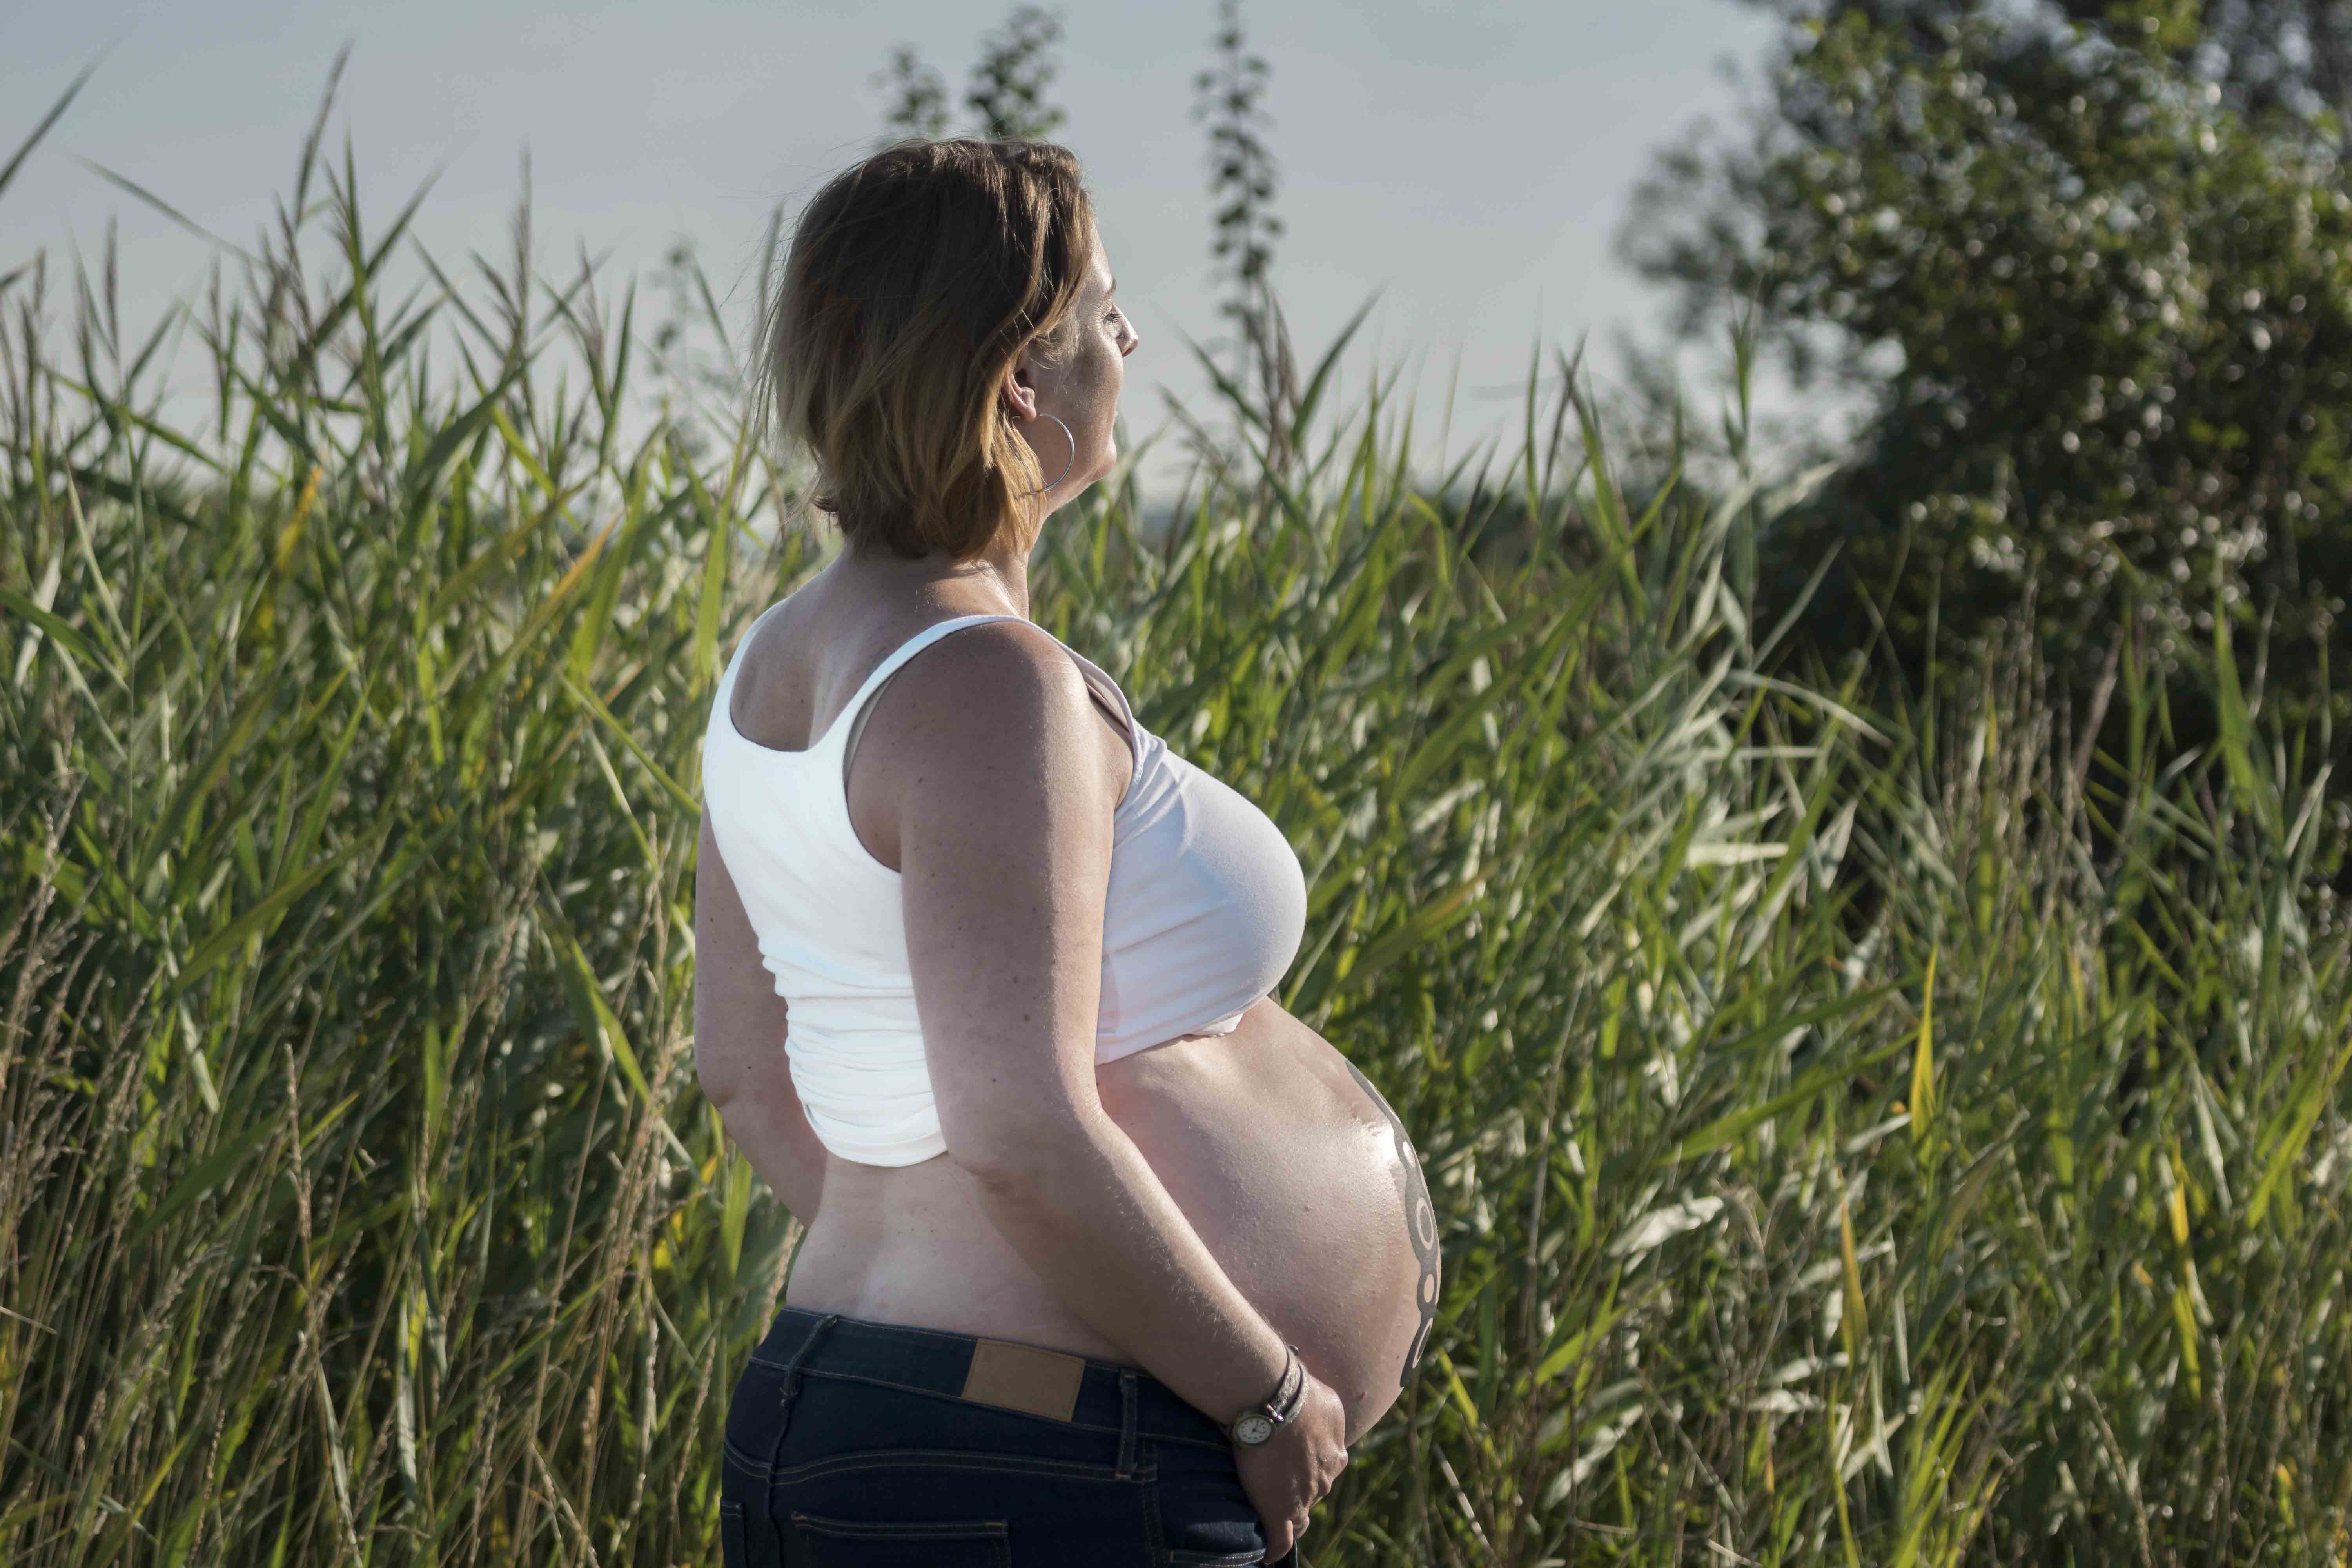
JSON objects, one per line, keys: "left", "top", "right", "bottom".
{"left": 715, "top": 1083, "right": 826, "bottom": 1226}
{"left": 963, "top": 1110, "right": 1290, "bottom": 1425}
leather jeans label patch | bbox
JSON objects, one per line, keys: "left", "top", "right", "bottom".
{"left": 960, "top": 1338, "right": 1085, "bottom": 1422}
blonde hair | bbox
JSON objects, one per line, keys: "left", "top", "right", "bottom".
{"left": 761, "top": 138, "right": 1096, "bottom": 561}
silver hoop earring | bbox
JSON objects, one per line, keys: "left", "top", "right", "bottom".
{"left": 1022, "top": 412, "right": 1076, "bottom": 496}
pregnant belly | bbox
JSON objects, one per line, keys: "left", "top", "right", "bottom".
{"left": 1098, "top": 1000, "right": 1439, "bottom": 1442}
{"left": 782, "top": 1000, "right": 1438, "bottom": 1444}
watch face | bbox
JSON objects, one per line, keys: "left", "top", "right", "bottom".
{"left": 1234, "top": 1413, "right": 1276, "bottom": 1446}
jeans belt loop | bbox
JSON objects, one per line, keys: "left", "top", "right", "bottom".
{"left": 1116, "top": 1367, "right": 1140, "bottom": 1479}
{"left": 768, "top": 1311, "right": 844, "bottom": 1466}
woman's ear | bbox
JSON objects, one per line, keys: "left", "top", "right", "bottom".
{"left": 1001, "top": 362, "right": 1040, "bottom": 423}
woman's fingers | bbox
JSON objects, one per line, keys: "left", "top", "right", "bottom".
{"left": 1267, "top": 1508, "right": 1301, "bottom": 1557}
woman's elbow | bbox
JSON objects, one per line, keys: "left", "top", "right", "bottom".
{"left": 941, "top": 1096, "right": 1099, "bottom": 1193}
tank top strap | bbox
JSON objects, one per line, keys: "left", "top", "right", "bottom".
{"left": 841, "top": 613, "right": 1030, "bottom": 735}
{"left": 1053, "top": 643, "right": 1143, "bottom": 770}
{"left": 827, "top": 613, "right": 1031, "bottom": 783}
{"left": 715, "top": 606, "right": 1118, "bottom": 774}
{"left": 716, "top": 606, "right": 1022, "bottom": 736}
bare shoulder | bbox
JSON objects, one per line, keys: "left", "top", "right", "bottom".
{"left": 873, "top": 618, "right": 1111, "bottom": 800}
{"left": 722, "top": 594, "right": 817, "bottom": 748}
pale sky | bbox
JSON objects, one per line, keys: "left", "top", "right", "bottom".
{"left": 4, "top": 0, "right": 1784, "bottom": 500}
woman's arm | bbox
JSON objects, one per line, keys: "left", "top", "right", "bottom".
{"left": 693, "top": 812, "right": 826, "bottom": 1225}
{"left": 884, "top": 624, "right": 1348, "bottom": 1504}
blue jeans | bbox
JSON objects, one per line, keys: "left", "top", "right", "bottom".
{"left": 720, "top": 1307, "right": 1299, "bottom": 1567}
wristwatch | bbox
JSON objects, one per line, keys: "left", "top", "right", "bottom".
{"left": 1228, "top": 1344, "right": 1307, "bottom": 1447}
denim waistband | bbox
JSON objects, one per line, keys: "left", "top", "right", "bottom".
{"left": 750, "top": 1306, "right": 1237, "bottom": 1454}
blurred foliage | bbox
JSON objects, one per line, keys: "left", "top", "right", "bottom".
{"left": 964, "top": 6, "right": 1069, "bottom": 143}
{"left": 1194, "top": 0, "right": 1289, "bottom": 401}
{"left": 1623, "top": 0, "right": 2352, "bottom": 767}
{"left": 873, "top": 5, "right": 1067, "bottom": 145}
{"left": 875, "top": 45, "right": 954, "bottom": 141}
{"left": 1181, "top": 0, "right": 1308, "bottom": 501}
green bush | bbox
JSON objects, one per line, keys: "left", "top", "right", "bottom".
{"left": 1625, "top": 0, "right": 2352, "bottom": 771}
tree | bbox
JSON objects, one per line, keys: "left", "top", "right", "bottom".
{"left": 1623, "top": 0, "right": 2352, "bottom": 754}
{"left": 1730, "top": 0, "right": 2352, "bottom": 158}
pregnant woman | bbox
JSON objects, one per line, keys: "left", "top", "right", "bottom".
{"left": 695, "top": 138, "right": 1438, "bottom": 1566}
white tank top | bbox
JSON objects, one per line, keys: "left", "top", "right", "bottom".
{"left": 701, "top": 601, "right": 1308, "bottom": 1167}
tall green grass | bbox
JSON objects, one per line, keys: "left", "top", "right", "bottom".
{"left": 5, "top": 109, "right": 2352, "bottom": 1566}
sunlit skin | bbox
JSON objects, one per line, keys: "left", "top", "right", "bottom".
{"left": 694, "top": 218, "right": 1436, "bottom": 1553}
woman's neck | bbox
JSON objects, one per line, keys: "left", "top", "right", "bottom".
{"left": 834, "top": 542, "right": 1031, "bottom": 618}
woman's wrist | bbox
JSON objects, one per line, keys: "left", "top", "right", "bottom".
{"left": 1201, "top": 1324, "right": 1294, "bottom": 1427}
{"left": 1225, "top": 1342, "right": 1307, "bottom": 1445}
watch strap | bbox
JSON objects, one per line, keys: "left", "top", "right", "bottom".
{"left": 1228, "top": 1343, "right": 1307, "bottom": 1445}
{"left": 1269, "top": 1344, "right": 1306, "bottom": 1422}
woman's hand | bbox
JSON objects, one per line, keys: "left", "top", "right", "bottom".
{"left": 1234, "top": 1368, "right": 1348, "bottom": 1560}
